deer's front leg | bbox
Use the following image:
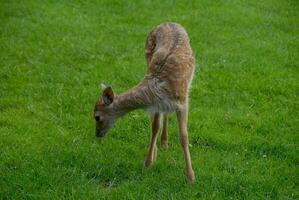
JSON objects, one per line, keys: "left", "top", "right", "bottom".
{"left": 176, "top": 106, "right": 195, "bottom": 184}
{"left": 161, "top": 113, "right": 168, "bottom": 149}
{"left": 144, "top": 113, "right": 160, "bottom": 168}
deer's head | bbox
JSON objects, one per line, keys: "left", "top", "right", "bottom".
{"left": 94, "top": 84, "right": 116, "bottom": 137}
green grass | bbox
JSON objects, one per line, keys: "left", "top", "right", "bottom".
{"left": 0, "top": 0, "right": 298, "bottom": 199}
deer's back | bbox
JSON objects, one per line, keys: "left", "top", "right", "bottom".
{"left": 144, "top": 23, "right": 195, "bottom": 106}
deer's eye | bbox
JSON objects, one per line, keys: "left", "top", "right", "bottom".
{"left": 95, "top": 116, "right": 100, "bottom": 121}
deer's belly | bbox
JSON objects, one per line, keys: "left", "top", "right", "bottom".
{"left": 146, "top": 99, "right": 180, "bottom": 113}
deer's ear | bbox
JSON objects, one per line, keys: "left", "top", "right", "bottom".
{"left": 100, "top": 83, "right": 107, "bottom": 91}
{"left": 102, "top": 86, "right": 114, "bottom": 105}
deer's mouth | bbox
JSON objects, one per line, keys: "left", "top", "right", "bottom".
{"left": 95, "top": 129, "right": 106, "bottom": 137}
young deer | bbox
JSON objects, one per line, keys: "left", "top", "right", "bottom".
{"left": 94, "top": 22, "right": 195, "bottom": 183}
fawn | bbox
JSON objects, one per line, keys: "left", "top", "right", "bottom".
{"left": 94, "top": 22, "right": 195, "bottom": 183}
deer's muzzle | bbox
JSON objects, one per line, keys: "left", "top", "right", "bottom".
{"left": 95, "top": 129, "right": 105, "bottom": 137}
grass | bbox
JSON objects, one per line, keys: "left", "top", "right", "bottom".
{"left": 0, "top": 0, "right": 298, "bottom": 199}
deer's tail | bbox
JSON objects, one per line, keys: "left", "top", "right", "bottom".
{"left": 145, "top": 29, "right": 157, "bottom": 67}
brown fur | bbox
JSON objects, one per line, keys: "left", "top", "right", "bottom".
{"left": 94, "top": 22, "right": 195, "bottom": 183}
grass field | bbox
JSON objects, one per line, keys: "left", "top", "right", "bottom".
{"left": 0, "top": 0, "right": 298, "bottom": 199}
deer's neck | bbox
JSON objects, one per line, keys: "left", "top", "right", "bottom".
{"left": 111, "top": 82, "right": 152, "bottom": 117}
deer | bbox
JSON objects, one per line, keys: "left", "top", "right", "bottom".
{"left": 94, "top": 22, "right": 195, "bottom": 183}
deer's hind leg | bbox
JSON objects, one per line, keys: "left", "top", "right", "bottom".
{"left": 176, "top": 105, "right": 195, "bottom": 184}
{"left": 144, "top": 113, "right": 160, "bottom": 168}
{"left": 145, "top": 29, "right": 156, "bottom": 67}
{"left": 161, "top": 113, "right": 168, "bottom": 149}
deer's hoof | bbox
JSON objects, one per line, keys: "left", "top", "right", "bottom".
{"left": 186, "top": 170, "right": 195, "bottom": 185}
{"left": 161, "top": 142, "right": 168, "bottom": 149}
{"left": 144, "top": 159, "right": 154, "bottom": 169}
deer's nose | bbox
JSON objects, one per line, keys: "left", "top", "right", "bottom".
{"left": 95, "top": 130, "right": 105, "bottom": 137}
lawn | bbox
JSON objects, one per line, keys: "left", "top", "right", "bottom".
{"left": 0, "top": 0, "right": 298, "bottom": 199}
